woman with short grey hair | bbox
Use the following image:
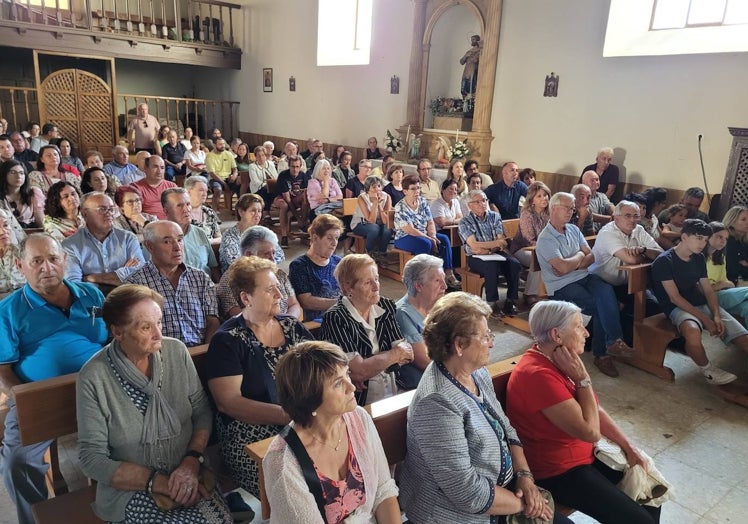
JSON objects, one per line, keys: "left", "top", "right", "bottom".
{"left": 395, "top": 254, "right": 446, "bottom": 375}
{"left": 507, "top": 300, "right": 661, "bottom": 523}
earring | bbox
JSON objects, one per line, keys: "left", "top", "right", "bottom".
{"left": 312, "top": 411, "right": 317, "bottom": 417}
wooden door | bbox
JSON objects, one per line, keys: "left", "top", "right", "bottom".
{"left": 39, "top": 69, "right": 114, "bottom": 155}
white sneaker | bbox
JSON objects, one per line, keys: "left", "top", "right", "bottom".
{"left": 703, "top": 366, "right": 738, "bottom": 386}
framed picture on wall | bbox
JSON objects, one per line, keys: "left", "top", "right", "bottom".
{"left": 263, "top": 68, "right": 273, "bottom": 92}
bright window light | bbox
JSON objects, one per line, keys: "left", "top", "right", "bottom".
{"left": 317, "top": 0, "right": 373, "bottom": 66}
{"left": 605, "top": 0, "right": 748, "bottom": 56}
{"left": 687, "top": 0, "right": 727, "bottom": 25}
{"left": 651, "top": 0, "right": 689, "bottom": 29}
{"left": 28, "top": 0, "right": 70, "bottom": 8}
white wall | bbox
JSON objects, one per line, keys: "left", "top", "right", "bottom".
{"left": 236, "top": 0, "right": 412, "bottom": 147}
{"left": 491, "top": 0, "right": 748, "bottom": 191}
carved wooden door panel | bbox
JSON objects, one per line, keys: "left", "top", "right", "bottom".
{"left": 40, "top": 69, "right": 114, "bottom": 155}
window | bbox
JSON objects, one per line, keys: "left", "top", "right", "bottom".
{"left": 604, "top": 0, "right": 748, "bottom": 56}
{"left": 28, "top": 0, "right": 70, "bottom": 9}
{"left": 317, "top": 0, "right": 373, "bottom": 66}
{"left": 652, "top": 0, "right": 748, "bottom": 29}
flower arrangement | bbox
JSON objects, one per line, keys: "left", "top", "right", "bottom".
{"left": 430, "top": 96, "right": 464, "bottom": 115}
{"left": 448, "top": 139, "right": 471, "bottom": 160}
{"left": 384, "top": 129, "right": 403, "bottom": 153}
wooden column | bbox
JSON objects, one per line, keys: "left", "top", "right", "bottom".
{"left": 472, "top": 0, "right": 501, "bottom": 133}
{"left": 405, "top": 0, "right": 428, "bottom": 131}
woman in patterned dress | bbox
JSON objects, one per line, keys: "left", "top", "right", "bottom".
{"left": 43, "top": 180, "right": 84, "bottom": 241}
{"left": 77, "top": 284, "right": 233, "bottom": 524}
{"left": 264, "top": 341, "right": 401, "bottom": 524}
{"left": 206, "top": 256, "right": 314, "bottom": 496}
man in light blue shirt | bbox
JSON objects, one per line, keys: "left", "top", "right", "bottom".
{"left": 103, "top": 145, "right": 144, "bottom": 185}
{"left": 62, "top": 192, "right": 145, "bottom": 286}
{"left": 162, "top": 188, "right": 219, "bottom": 282}
{"left": 0, "top": 233, "right": 108, "bottom": 524}
{"left": 536, "top": 192, "right": 634, "bottom": 378}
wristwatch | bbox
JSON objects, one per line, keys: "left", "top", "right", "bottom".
{"left": 577, "top": 377, "right": 592, "bottom": 388}
{"left": 184, "top": 450, "right": 205, "bottom": 464}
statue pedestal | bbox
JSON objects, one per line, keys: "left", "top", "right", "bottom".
{"left": 433, "top": 114, "right": 473, "bottom": 132}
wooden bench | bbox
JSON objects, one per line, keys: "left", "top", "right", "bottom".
{"left": 10, "top": 343, "right": 239, "bottom": 524}
{"left": 244, "top": 356, "right": 576, "bottom": 521}
{"left": 377, "top": 247, "right": 413, "bottom": 283}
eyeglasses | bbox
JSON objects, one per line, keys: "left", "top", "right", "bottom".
{"left": 87, "top": 206, "right": 119, "bottom": 215}
{"left": 406, "top": 186, "right": 421, "bottom": 192}
{"left": 123, "top": 198, "right": 142, "bottom": 205}
{"left": 142, "top": 120, "right": 148, "bottom": 128}
{"left": 556, "top": 204, "right": 574, "bottom": 211}
{"left": 8, "top": 200, "right": 19, "bottom": 218}
{"left": 622, "top": 213, "right": 641, "bottom": 220}
{"left": 473, "top": 331, "right": 496, "bottom": 344}
{"left": 470, "top": 198, "right": 488, "bottom": 204}
{"left": 419, "top": 167, "right": 432, "bottom": 172}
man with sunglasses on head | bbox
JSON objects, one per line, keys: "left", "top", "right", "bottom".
{"left": 62, "top": 191, "right": 145, "bottom": 289}
{"left": 128, "top": 102, "right": 160, "bottom": 154}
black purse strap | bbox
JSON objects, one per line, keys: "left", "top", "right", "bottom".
{"left": 279, "top": 425, "right": 327, "bottom": 523}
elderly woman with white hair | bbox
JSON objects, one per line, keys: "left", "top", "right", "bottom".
{"left": 395, "top": 254, "right": 446, "bottom": 374}
{"left": 185, "top": 175, "right": 221, "bottom": 245}
{"left": 306, "top": 159, "right": 343, "bottom": 215}
{"left": 506, "top": 300, "right": 662, "bottom": 524}
{"left": 216, "top": 225, "right": 298, "bottom": 320}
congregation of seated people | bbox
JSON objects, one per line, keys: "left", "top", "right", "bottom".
{"left": 1, "top": 125, "right": 745, "bottom": 524}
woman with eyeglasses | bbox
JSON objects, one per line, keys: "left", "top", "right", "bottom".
{"left": 0, "top": 159, "right": 44, "bottom": 228}
{"left": 400, "top": 292, "right": 564, "bottom": 524}
{"left": 394, "top": 174, "right": 460, "bottom": 289}
{"left": 114, "top": 185, "right": 157, "bottom": 243}
{"left": 43, "top": 180, "right": 84, "bottom": 241}
{"left": 206, "top": 256, "right": 314, "bottom": 497}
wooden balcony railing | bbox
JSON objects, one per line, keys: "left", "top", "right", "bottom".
{"left": 0, "top": 85, "right": 40, "bottom": 134}
{"left": 118, "top": 93, "right": 239, "bottom": 141}
{"left": 0, "top": 0, "right": 241, "bottom": 48}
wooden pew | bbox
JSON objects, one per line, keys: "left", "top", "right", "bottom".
{"left": 13, "top": 344, "right": 213, "bottom": 524}
{"left": 245, "top": 356, "right": 526, "bottom": 521}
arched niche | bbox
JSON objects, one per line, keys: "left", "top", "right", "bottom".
{"left": 403, "top": 0, "right": 502, "bottom": 171}
{"left": 423, "top": 4, "right": 483, "bottom": 129}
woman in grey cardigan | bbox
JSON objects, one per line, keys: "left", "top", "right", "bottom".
{"left": 399, "top": 292, "right": 570, "bottom": 524}
{"left": 77, "top": 284, "right": 232, "bottom": 523}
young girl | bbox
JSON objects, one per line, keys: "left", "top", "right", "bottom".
{"left": 660, "top": 203, "right": 688, "bottom": 243}
{"left": 703, "top": 222, "right": 748, "bottom": 321}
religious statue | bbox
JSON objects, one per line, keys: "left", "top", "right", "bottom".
{"left": 460, "top": 35, "right": 482, "bottom": 112}
{"left": 544, "top": 72, "right": 559, "bottom": 97}
{"left": 434, "top": 136, "right": 450, "bottom": 167}
{"left": 409, "top": 134, "right": 422, "bottom": 159}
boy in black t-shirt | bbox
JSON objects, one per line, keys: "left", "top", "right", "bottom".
{"left": 651, "top": 219, "right": 748, "bottom": 385}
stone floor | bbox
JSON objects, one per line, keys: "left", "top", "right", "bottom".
{"left": 1, "top": 222, "right": 747, "bottom": 523}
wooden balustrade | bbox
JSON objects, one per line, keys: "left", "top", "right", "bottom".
{"left": 118, "top": 93, "right": 239, "bottom": 140}
{"left": 0, "top": 0, "right": 241, "bottom": 48}
{"left": 0, "top": 85, "right": 40, "bottom": 134}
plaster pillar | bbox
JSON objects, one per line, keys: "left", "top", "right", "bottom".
{"left": 472, "top": 0, "right": 501, "bottom": 133}
{"left": 405, "top": 0, "right": 428, "bottom": 131}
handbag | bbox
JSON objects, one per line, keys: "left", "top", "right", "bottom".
{"left": 594, "top": 437, "right": 628, "bottom": 471}
{"left": 505, "top": 487, "right": 555, "bottom": 524}
{"left": 151, "top": 464, "right": 217, "bottom": 511}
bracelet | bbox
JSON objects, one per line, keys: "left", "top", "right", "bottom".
{"left": 515, "top": 469, "right": 534, "bottom": 480}
{"left": 146, "top": 468, "right": 158, "bottom": 494}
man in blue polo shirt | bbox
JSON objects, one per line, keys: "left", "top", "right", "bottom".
{"left": 484, "top": 161, "right": 527, "bottom": 220}
{"left": 0, "top": 233, "right": 108, "bottom": 524}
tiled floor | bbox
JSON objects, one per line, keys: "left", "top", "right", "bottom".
{"left": 1, "top": 225, "right": 747, "bottom": 523}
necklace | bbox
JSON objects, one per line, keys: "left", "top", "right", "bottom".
{"left": 311, "top": 418, "right": 344, "bottom": 452}
{"left": 527, "top": 346, "right": 553, "bottom": 362}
